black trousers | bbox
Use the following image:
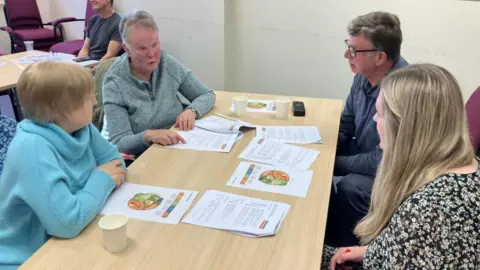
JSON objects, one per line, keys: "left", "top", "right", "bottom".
{"left": 324, "top": 173, "right": 374, "bottom": 247}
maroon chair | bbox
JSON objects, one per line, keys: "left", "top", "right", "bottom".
{"left": 0, "top": 0, "right": 76, "bottom": 52}
{"left": 50, "top": 1, "right": 97, "bottom": 55}
{"left": 466, "top": 87, "right": 480, "bottom": 153}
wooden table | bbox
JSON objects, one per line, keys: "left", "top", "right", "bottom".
{"left": 21, "top": 91, "right": 343, "bottom": 270}
{"left": 0, "top": 51, "right": 35, "bottom": 93}
{"left": 0, "top": 51, "right": 98, "bottom": 93}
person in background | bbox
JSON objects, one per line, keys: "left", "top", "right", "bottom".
{"left": 0, "top": 62, "right": 126, "bottom": 269}
{"left": 102, "top": 10, "right": 215, "bottom": 156}
{"left": 325, "top": 11, "right": 408, "bottom": 247}
{"left": 322, "top": 63, "right": 480, "bottom": 269}
{"left": 77, "top": 0, "right": 122, "bottom": 61}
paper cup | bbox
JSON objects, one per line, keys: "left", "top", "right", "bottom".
{"left": 24, "top": 41, "right": 34, "bottom": 51}
{"left": 98, "top": 213, "right": 128, "bottom": 253}
{"left": 275, "top": 97, "right": 290, "bottom": 119}
{"left": 233, "top": 96, "right": 248, "bottom": 116}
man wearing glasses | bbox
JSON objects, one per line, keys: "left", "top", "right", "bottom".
{"left": 325, "top": 11, "right": 408, "bottom": 247}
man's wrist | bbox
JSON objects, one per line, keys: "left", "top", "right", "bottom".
{"left": 144, "top": 130, "right": 152, "bottom": 142}
{"left": 187, "top": 107, "right": 199, "bottom": 119}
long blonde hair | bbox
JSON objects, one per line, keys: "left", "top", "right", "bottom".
{"left": 354, "top": 63, "right": 475, "bottom": 244}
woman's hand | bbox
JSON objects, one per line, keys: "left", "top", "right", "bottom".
{"left": 175, "top": 109, "right": 197, "bottom": 131}
{"left": 330, "top": 246, "right": 367, "bottom": 270}
{"left": 97, "top": 159, "right": 127, "bottom": 188}
{"left": 144, "top": 129, "right": 186, "bottom": 146}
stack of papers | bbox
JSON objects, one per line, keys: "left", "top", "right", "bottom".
{"left": 229, "top": 99, "right": 276, "bottom": 113}
{"left": 101, "top": 183, "right": 198, "bottom": 224}
{"left": 239, "top": 137, "right": 320, "bottom": 170}
{"left": 256, "top": 126, "right": 322, "bottom": 144}
{"left": 183, "top": 190, "right": 290, "bottom": 237}
{"left": 167, "top": 127, "right": 239, "bottom": 152}
{"left": 196, "top": 114, "right": 256, "bottom": 134}
{"left": 226, "top": 162, "right": 313, "bottom": 197}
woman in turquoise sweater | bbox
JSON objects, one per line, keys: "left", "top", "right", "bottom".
{"left": 0, "top": 61, "right": 127, "bottom": 269}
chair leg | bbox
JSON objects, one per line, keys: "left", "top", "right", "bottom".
{"left": 10, "top": 36, "right": 15, "bottom": 53}
{"left": 8, "top": 88, "right": 23, "bottom": 121}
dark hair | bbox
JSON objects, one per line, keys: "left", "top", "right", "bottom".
{"left": 348, "top": 11, "right": 402, "bottom": 61}
{"left": 110, "top": 0, "right": 114, "bottom": 6}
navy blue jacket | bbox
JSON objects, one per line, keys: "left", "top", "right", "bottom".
{"left": 335, "top": 57, "right": 408, "bottom": 177}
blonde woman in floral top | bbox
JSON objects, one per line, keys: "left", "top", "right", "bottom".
{"left": 323, "top": 64, "right": 480, "bottom": 269}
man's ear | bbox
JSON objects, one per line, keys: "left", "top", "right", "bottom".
{"left": 376, "top": 51, "right": 388, "bottom": 66}
{"left": 123, "top": 43, "right": 130, "bottom": 56}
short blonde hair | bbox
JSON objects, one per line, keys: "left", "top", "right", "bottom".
{"left": 17, "top": 61, "right": 94, "bottom": 123}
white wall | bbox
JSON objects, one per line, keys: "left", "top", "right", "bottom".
{"left": 226, "top": 0, "right": 480, "bottom": 100}
{"left": 1, "top": 0, "right": 479, "bottom": 101}
{"left": 115, "top": 0, "right": 225, "bottom": 91}
{"left": 0, "top": 2, "right": 10, "bottom": 52}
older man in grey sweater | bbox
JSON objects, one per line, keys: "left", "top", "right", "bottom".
{"left": 103, "top": 10, "right": 215, "bottom": 156}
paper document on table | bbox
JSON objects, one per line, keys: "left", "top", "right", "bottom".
{"left": 182, "top": 190, "right": 290, "bottom": 237}
{"left": 239, "top": 138, "right": 320, "bottom": 170}
{"left": 196, "top": 114, "right": 256, "bottom": 134}
{"left": 101, "top": 183, "right": 198, "bottom": 224}
{"left": 166, "top": 127, "right": 238, "bottom": 152}
{"left": 226, "top": 162, "right": 313, "bottom": 197}
{"left": 256, "top": 126, "right": 322, "bottom": 144}
{"left": 229, "top": 99, "right": 276, "bottom": 113}
{"left": 11, "top": 52, "right": 98, "bottom": 67}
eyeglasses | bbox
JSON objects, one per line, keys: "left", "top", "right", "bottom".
{"left": 345, "top": 39, "right": 378, "bottom": 57}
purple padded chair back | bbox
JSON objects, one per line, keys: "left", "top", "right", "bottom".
{"left": 4, "top": 0, "right": 43, "bottom": 30}
{"left": 466, "top": 87, "right": 480, "bottom": 152}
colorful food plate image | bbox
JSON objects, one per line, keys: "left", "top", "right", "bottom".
{"left": 258, "top": 170, "right": 290, "bottom": 186}
{"left": 128, "top": 193, "right": 163, "bottom": 210}
{"left": 247, "top": 102, "right": 267, "bottom": 109}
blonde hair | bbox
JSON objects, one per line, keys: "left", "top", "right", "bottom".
{"left": 17, "top": 61, "right": 94, "bottom": 123}
{"left": 355, "top": 63, "right": 475, "bottom": 244}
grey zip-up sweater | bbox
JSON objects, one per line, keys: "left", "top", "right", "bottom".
{"left": 335, "top": 57, "right": 408, "bottom": 177}
{"left": 102, "top": 51, "right": 216, "bottom": 155}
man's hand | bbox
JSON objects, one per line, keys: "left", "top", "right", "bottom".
{"left": 144, "top": 129, "right": 186, "bottom": 146}
{"left": 175, "top": 109, "right": 197, "bottom": 131}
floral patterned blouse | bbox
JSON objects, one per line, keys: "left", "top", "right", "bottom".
{"left": 0, "top": 115, "right": 17, "bottom": 175}
{"left": 322, "top": 161, "right": 480, "bottom": 269}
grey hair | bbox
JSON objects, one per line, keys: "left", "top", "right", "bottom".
{"left": 119, "top": 10, "right": 159, "bottom": 45}
{"left": 348, "top": 11, "right": 402, "bottom": 61}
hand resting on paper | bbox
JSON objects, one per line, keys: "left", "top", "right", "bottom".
{"left": 175, "top": 109, "right": 196, "bottom": 131}
{"left": 144, "top": 129, "right": 186, "bottom": 146}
